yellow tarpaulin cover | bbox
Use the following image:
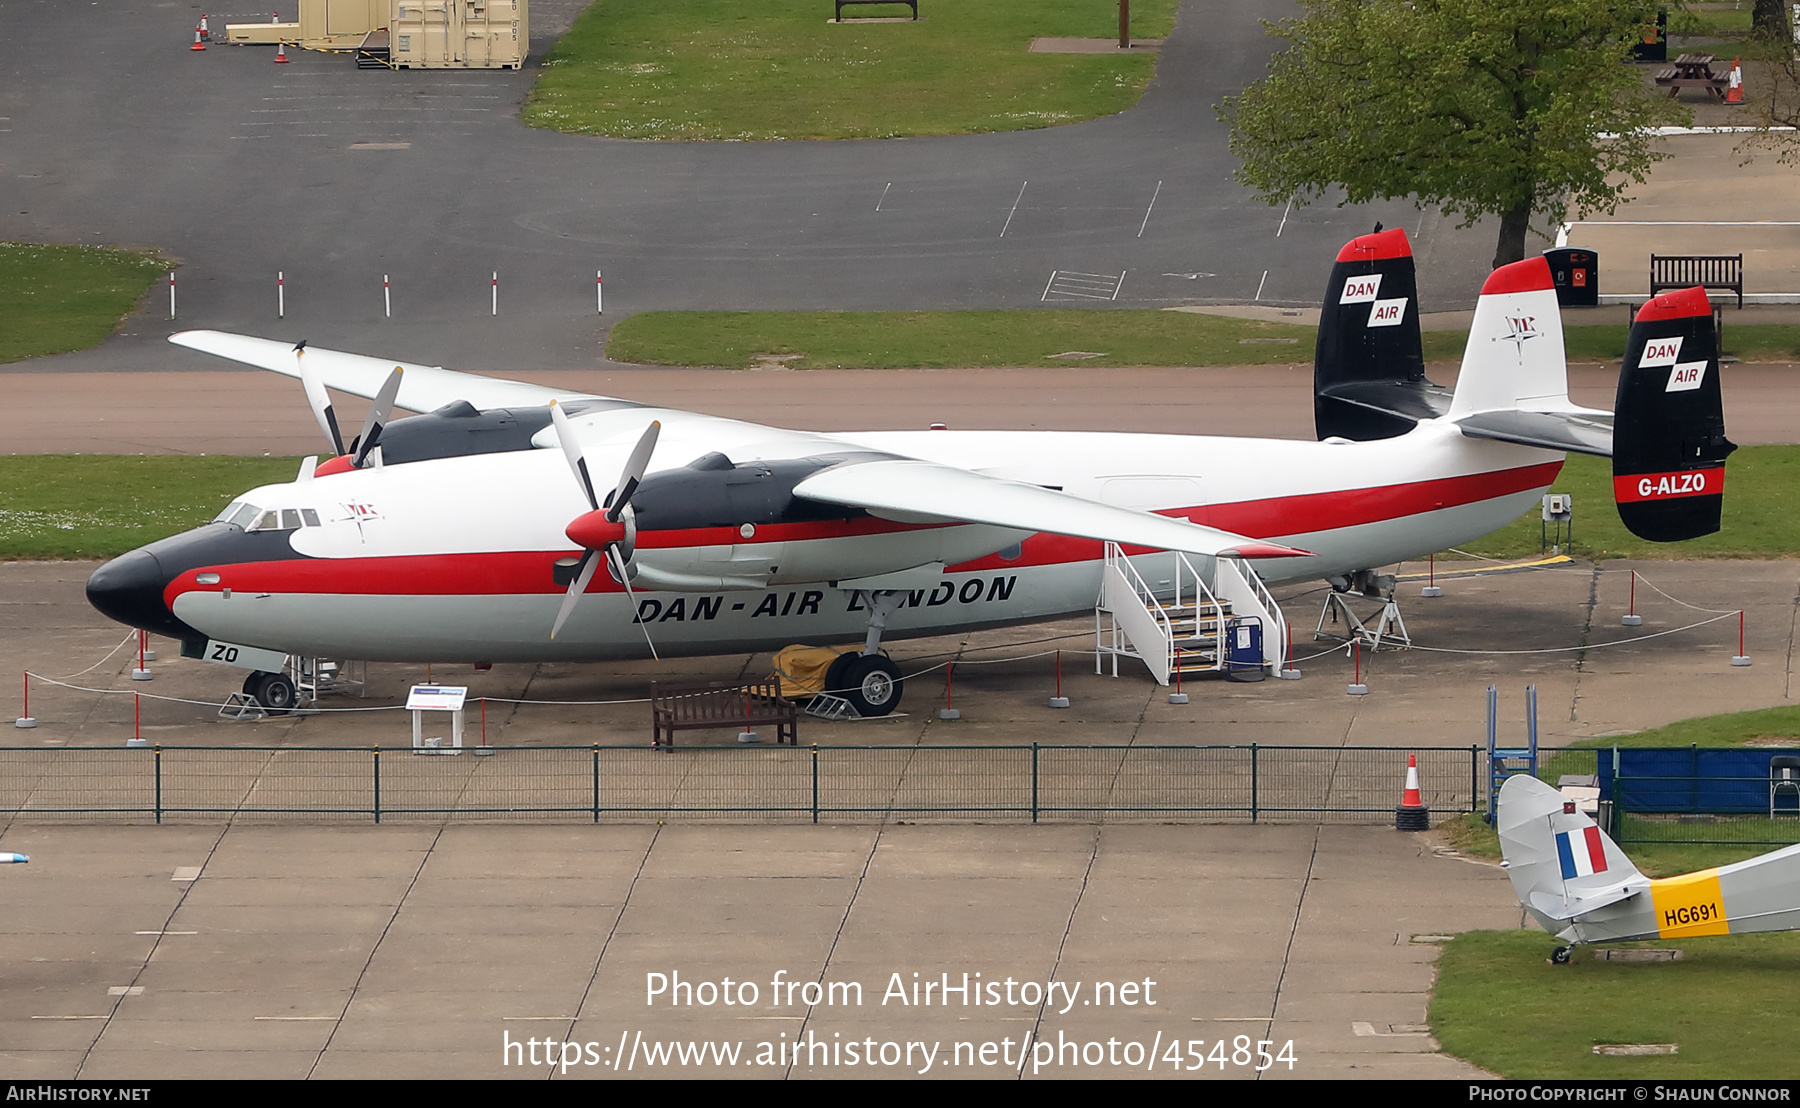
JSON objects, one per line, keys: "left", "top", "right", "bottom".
{"left": 770, "top": 644, "right": 860, "bottom": 699}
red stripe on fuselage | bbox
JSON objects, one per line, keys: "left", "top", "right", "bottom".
{"left": 166, "top": 461, "right": 1560, "bottom": 599}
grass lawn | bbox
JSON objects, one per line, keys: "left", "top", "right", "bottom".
{"left": 1431, "top": 928, "right": 1800, "bottom": 1078}
{"left": 1454, "top": 446, "right": 1800, "bottom": 561}
{"left": 608, "top": 309, "right": 1317, "bottom": 369}
{"left": 0, "top": 243, "right": 167, "bottom": 364}
{"left": 609, "top": 310, "right": 1800, "bottom": 368}
{"left": 523, "top": 0, "right": 1178, "bottom": 140}
{"left": 0, "top": 456, "right": 299, "bottom": 561}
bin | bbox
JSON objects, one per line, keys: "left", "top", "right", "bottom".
{"left": 1225, "top": 617, "right": 1265, "bottom": 683}
{"left": 1544, "top": 247, "right": 1599, "bottom": 308}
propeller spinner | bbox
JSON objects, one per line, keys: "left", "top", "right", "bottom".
{"left": 549, "top": 403, "right": 661, "bottom": 653}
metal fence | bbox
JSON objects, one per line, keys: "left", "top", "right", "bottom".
{"left": 0, "top": 744, "right": 1504, "bottom": 825}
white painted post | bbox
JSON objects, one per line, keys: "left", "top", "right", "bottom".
{"left": 491, "top": 271, "right": 498, "bottom": 316}
{"left": 277, "top": 271, "right": 284, "bottom": 318}
{"left": 596, "top": 270, "right": 603, "bottom": 315}
{"left": 168, "top": 271, "right": 176, "bottom": 319}
{"left": 384, "top": 274, "right": 391, "bottom": 318}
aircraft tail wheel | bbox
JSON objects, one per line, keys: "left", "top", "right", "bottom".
{"left": 1550, "top": 945, "right": 1572, "bottom": 965}
{"left": 842, "top": 654, "right": 903, "bottom": 718}
{"left": 247, "top": 671, "right": 297, "bottom": 715}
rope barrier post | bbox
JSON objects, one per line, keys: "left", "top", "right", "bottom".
{"left": 128, "top": 691, "right": 148, "bottom": 747}
{"left": 1168, "top": 647, "right": 1188, "bottom": 704}
{"left": 140, "top": 628, "right": 156, "bottom": 662}
{"left": 16, "top": 671, "right": 36, "bottom": 728}
{"left": 1622, "top": 569, "right": 1642, "bottom": 626}
{"left": 1279, "top": 621, "right": 1301, "bottom": 680}
{"left": 474, "top": 696, "right": 493, "bottom": 755}
{"left": 939, "top": 661, "right": 960, "bottom": 720}
{"left": 1732, "top": 610, "right": 1752, "bottom": 666}
{"left": 1347, "top": 640, "right": 1369, "bottom": 695}
{"left": 1421, "top": 553, "right": 1442, "bottom": 598}
{"left": 132, "top": 630, "right": 152, "bottom": 682}
{"left": 1049, "top": 649, "right": 1069, "bottom": 708}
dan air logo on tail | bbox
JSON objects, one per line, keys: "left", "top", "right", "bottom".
{"left": 1639, "top": 337, "right": 1684, "bottom": 367}
{"left": 1556, "top": 827, "right": 1609, "bottom": 879}
{"left": 1367, "top": 298, "right": 1408, "bottom": 328}
{"left": 1339, "top": 274, "right": 1382, "bottom": 304}
{"left": 1666, "top": 362, "right": 1707, "bottom": 392}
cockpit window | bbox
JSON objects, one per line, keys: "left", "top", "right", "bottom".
{"left": 247, "top": 510, "right": 281, "bottom": 532}
{"left": 213, "top": 501, "right": 243, "bottom": 524}
{"left": 223, "top": 503, "right": 261, "bottom": 529}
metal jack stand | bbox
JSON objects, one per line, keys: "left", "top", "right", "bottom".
{"left": 1315, "top": 591, "right": 1411, "bottom": 652}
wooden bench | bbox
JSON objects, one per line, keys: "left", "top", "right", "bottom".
{"left": 834, "top": 0, "right": 918, "bottom": 20}
{"left": 650, "top": 680, "right": 798, "bottom": 749}
{"left": 1650, "top": 254, "right": 1744, "bottom": 309}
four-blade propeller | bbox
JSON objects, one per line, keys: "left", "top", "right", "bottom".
{"left": 295, "top": 340, "right": 402, "bottom": 472}
{"left": 548, "top": 402, "right": 661, "bottom": 651}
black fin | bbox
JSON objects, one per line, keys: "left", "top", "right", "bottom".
{"left": 1613, "top": 289, "right": 1735, "bottom": 542}
{"left": 1313, "top": 228, "right": 1444, "bottom": 441}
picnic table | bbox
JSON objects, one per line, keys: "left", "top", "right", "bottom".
{"left": 1654, "top": 53, "right": 1728, "bottom": 101}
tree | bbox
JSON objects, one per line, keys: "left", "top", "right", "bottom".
{"left": 1218, "top": 0, "right": 1690, "bottom": 269}
{"left": 1753, "top": 0, "right": 1789, "bottom": 42}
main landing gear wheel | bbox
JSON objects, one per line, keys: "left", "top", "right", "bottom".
{"left": 1550, "top": 945, "right": 1573, "bottom": 965}
{"left": 841, "top": 654, "right": 903, "bottom": 718}
{"left": 244, "top": 670, "right": 296, "bottom": 715}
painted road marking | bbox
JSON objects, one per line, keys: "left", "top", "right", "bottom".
{"left": 1043, "top": 271, "right": 1126, "bottom": 302}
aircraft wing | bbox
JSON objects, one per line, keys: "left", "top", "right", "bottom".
{"left": 169, "top": 330, "right": 604, "bottom": 413}
{"left": 792, "top": 458, "right": 1311, "bottom": 560}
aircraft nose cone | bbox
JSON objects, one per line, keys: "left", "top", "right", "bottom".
{"left": 86, "top": 549, "right": 193, "bottom": 641}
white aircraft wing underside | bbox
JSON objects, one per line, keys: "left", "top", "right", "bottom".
{"left": 169, "top": 330, "right": 606, "bottom": 413}
{"left": 792, "top": 458, "right": 1309, "bottom": 560}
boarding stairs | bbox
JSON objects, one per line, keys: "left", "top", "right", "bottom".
{"left": 1095, "top": 542, "right": 1287, "bottom": 685}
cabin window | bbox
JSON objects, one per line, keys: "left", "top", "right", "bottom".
{"left": 281, "top": 509, "right": 303, "bottom": 530}
{"left": 301, "top": 508, "right": 321, "bottom": 527}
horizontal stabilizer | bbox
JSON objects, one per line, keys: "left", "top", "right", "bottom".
{"left": 1454, "top": 410, "right": 1614, "bottom": 457}
{"left": 1528, "top": 880, "right": 1647, "bottom": 921}
{"left": 793, "top": 459, "right": 1311, "bottom": 561}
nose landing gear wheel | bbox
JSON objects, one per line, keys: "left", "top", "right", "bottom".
{"left": 1550, "top": 945, "right": 1572, "bottom": 965}
{"left": 244, "top": 670, "right": 297, "bottom": 715}
{"left": 841, "top": 654, "right": 903, "bottom": 718}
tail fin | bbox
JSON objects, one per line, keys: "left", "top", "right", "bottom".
{"left": 1445, "top": 257, "right": 1575, "bottom": 420}
{"left": 1312, "top": 228, "right": 1445, "bottom": 441}
{"left": 1612, "top": 288, "right": 1736, "bottom": 542}
{"left": 1497, "top": 774, "right": 1646, "bottom": 925}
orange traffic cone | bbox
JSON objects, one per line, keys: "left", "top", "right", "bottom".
{"left": 275, "top": 40, "right": 289, "bottom": 63}
{"left": 1727, "top": 58, "right": 1744, "bottom": 104}
{"left": 1395, "top": 752, "right": 1429, "bottom": 831}
{"left": 190, "top": 24, "right": 207, "bottom": 50}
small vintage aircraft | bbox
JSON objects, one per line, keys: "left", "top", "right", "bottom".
{"left": 85, "top": 230, "right": 1733, "bottom": 715}
{"left": 1498, "top": 774, "right": 1800, "bottom": 963}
